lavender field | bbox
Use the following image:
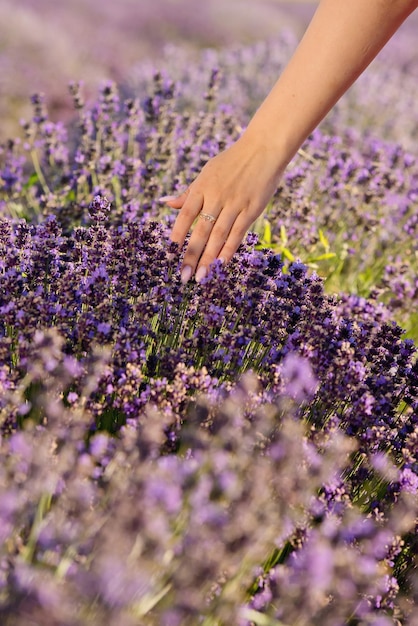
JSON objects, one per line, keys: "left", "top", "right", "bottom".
{"left": 1, "top": 2, "right": 418, "bottom": 625}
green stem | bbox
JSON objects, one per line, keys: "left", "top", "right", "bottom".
{"left": 30, "top": 149, "right": 51, "bottom": 196}
{"left": 21, "top": 492, "right": 52, "bottom": 564}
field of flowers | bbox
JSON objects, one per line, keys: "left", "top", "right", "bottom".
{"left": 0, "top": 0, "right": 314, "bottom": 141}
{"left": 1, "top": 4, "right": 418, "bottom": 626}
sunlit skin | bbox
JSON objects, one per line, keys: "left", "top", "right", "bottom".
{"left": 163, "top": 0, "right": 418, "bottom": 283}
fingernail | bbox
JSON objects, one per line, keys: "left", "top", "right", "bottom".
{"left": 218, "top": 257, "right": 225, "bottom": 264}
{"left": 195, "top": 266, "right": 207, "bottom": 283}
{"left": 181, "top": 265, "right": 193, "bottom": 284}
{"left": 159, "top": 195, "right": 178, "bottom": 203}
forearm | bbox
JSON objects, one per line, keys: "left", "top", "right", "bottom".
{"left": 245, "top": 0, "right": 417, "bottom": 169}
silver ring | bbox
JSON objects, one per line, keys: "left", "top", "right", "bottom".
{"left": 199, "top": 212, "right": 217, "bottom": 223}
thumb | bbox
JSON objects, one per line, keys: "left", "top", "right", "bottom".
{"left": 158, "top": 189, "right": 189, "bottom": 209}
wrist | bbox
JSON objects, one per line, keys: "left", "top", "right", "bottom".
{"left": 240, "top": 120, "right": 293, "bottom": 178}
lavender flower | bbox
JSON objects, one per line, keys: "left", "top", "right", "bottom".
{"left": 0, "top": 11, "right": 417, "bottom": 623}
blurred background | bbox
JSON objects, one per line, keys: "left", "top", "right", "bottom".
{"left": 1, "top": 1, "right": 417, "bottom": 142}
{"left": 0, "top": 0, "right": 314, "bottom": 140}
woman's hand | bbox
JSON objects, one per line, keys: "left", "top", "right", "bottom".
{"left": 163, "top": 133, "right": 285, "bottom": 283}
{"left": 162, "top": 0, "right": 418, "bottom": 285}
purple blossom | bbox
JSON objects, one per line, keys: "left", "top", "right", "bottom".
{"left": 281, "top": 352, "right": 318, "bottom": 403}
{"left": 400, "top": 467, "right": 418, "bottom": 494}
{"left": 0, "top": 14, "right": 417, "bottom": 624}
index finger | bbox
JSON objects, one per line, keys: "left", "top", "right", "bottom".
{"left": 170, "top": 191, "right": 204, "bottom": 248}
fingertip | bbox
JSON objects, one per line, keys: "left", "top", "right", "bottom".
{"left": 158, "top": 195, "right": 178, "bottom": 203}
{"left": 159, "top": 196, "right": 187, "bottom": 211}
{"left": 180, "top": 265, "right": 193, "bottom": 284}
{"left": 217, "top": 245, "right": 236, "bottom": 267}
{"left": 159, "top": 188, "right": 190, "bottom": 208}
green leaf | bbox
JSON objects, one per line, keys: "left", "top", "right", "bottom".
{"left": 281, "top": 247, "right": 295, "bottom": 262}
{"left": 280, "top": 224, "right": 288, "bottom": 246}
{"left": 23, "top": 172, "right": 40, "bottom": 190}
{"left": 308, "top": 252, "right": 337, "bottom": 262}
{"left": 318, "top": 228, "right": 330, "bottom": 251}
{"left": 65, "top": 189, "right": 76, "bottom": 202}
{"left": 262, "top": 219, "right": 272, "bottom": 246}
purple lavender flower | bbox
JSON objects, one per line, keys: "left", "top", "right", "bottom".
{"left": 0, "top": 16, "right": 417, "bottom": 624}
{"left": 280, "top": 352, "right": 318, "bottom": 403}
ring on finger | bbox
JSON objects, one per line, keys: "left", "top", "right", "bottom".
{"left": 198, "top": 211, "right": 217, "bottom": 223}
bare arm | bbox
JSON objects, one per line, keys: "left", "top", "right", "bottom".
{"left": 165, "top": 0, "right": 418, "bottom": 283}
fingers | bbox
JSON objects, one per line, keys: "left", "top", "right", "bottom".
{"left": 162, "top": 188, "right": 260, "bottom": 284}
{"left": 197, "top": 210, "right": 251, "bottom": 277}
{"left": 181, "top": 207, "right": 254, "bottom": 284}
{"left": 180, "top": 206, "right": 224, "bottom": 283}
{"left": 159, "top": 189, "right": 189, "bottom": 209}
{"left": 170, "top": 190, "right": 204, "bottom": 249}
{"left": 213, "top": 211, "right": 251, "bottom": 265}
